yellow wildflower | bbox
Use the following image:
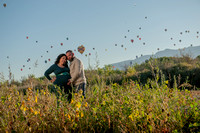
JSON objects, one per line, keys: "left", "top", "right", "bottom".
{"left": 27, "top": 97, "right": 30, "bottom": 101}
{"left": 28, "top": 87, "right": 32, "bottom": 91}
{"left": 24, "top": 107, "right": 26, "bottom": 112}
{"left": 81, "top": 112, "right": 84, "bottom": 118}
{"left": 70, "top": 99, "right": 74, "bottom": 104}
{"left": 35, "top": 96, "right": 37, "bottom": 103}
{"left": 22, "top": 101, "right": 25, "bottom": 106}
{"left": 84, "top": 102, "right": 88, "bottom": 107}
{"left": 76, "top": 102, "right": 81, "bottom": 109}
{"left": 75, "top": 93, "right": 78, "bottom": 96}
{"left": 30, "top": 107, "right": 34, "bottom": 113}
{"left": 165, "top": 80, "right": 169, "bottom": 85}
{"left": 34, "top": 111, "right": 38, "bottom": 115}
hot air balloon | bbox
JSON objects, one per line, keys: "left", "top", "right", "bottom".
{"left": 170, "top": 38, "right": 173, "bottom": 40}
{"left": 191, "top": 44, "right": 193, "bottom": 47}
{"left": 164, "top": 29, "right": 167, "bottom": 32}
{"left": 137, "top": 35, "right": 139, "bottom": 38}
{"left": 89, "top": 53, "right": 91, "bottom": 56}
{"left": 66, "top": 37, "right": 69, "bottom": 40}
{"left": 7, "top": 56, "right": 9, "bottom": 59}
{"left": 197, "top": 31, "right": 199, "bottom": 34}
{"left": 139, "top": 27, "right": 141, "bottom": 30}
{"left": 157, "top": 48, "right": 160, "bottom": 51}
{"left": 141, "top": 54, "right": 143, "bottom": 56}
{"left": 93, "top": 48, "right": 95, "bottom": 50}
{"left": 115, "top": 44, "right": 117, "bottom": 46}
{"left": 3, "top": 3, "right": 6, "bottom": 7}
{"left": 113, "top": 66, "right": 115, "bottom": 68}
{"left": 179, "top": 40, "right": 182, "bottom": 42}
{"left": 124, "top": 36, "right": 127, "bottom": 38}
{"left": 21, "top": 68, "right": 23, "bottom": 71}
{"left": 61, "top": 43, "right": 63, "bottom": 46}
{"left": 128, "top": 30, "right": 130, "bottom": 32}
{"left": 51, "top": 46, "right": 53, "bottom": 48}
{"left": 77, "top": 45, "right": 85, "bottom": 54}
{"left": 180, "top": 32, "right": 182, "bottom": 35}
{"left": 125, "top": 48, "right": 127, "bottom": 51}
{"left": 48, "top": 59, "right": 51, "bottom": 61}
{"left": 145, "top": 16, "right": 147, "bottom": 19}
{"left": 26, "top": 36, "right": 29, "bottom": 39}
{"left": 46, "top": 51, "right": 48, "bottom": 53}
{"left": 197, "top": 36, "right": 199, "bottom": 38}
{"left": 174, "top": 44, "right": 176, "bottom": 46}
{"left": 143, "top": 42, "right": 145, "bottom": 45}
{"left": 23, "top": 65, "right": 25, "bottom": 67}
{"left": 45, "top": 60, "right": 47, "bottom": 63}
{"left": 29, "top": 67, "right": 31, "bottom": 70}
{"left": 131, "top": 39, "right": 134, "bottom": 43}
{"left": 41, "top": 56, "right": 43, "bottom": 58}
{"left": 85, "top": 54, "right": 87, "bottom": 57}
{"left": 121, "top": 45, "right": 123, "bottom": 47}
{"left": 139, "top": 38, "right": 141, "bottom": 40}
{"left": 36, "top": 41, "right": 38, "bottom": 43}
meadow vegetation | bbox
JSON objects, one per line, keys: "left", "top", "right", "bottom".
{"left": 0, "top": 56, "right": 200, "bottom": 132}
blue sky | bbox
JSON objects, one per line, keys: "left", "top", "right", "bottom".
{"left": 0, "top": 0, "right": 200, "bottom": 81}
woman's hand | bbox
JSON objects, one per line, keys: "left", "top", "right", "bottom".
{"left": 67, "top": 79, "right": 71, "bottom": 85}
{"left": 50, "top": 77, "right": 56, "bottom": 83}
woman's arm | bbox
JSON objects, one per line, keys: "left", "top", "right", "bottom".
{"left": 44, "top": 64, "right": 56, "bottom": 82}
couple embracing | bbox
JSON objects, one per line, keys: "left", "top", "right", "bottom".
{"left": 44, "top": 50, "right": 86, "bottom": 102}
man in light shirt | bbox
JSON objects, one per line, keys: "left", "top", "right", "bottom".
{"left": 66, "top": 50, "right": 86, "bottom": 98}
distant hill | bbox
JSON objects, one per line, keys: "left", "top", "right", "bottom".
{"left": 111, "top": 45, "right": 200, "bottom": 70}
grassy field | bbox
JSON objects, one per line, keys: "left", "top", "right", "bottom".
{"left": 0, "top": 57, "right": 200, "bottom": 132}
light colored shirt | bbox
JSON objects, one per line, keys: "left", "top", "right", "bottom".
{"left": 69, "top": 57, "right": 86, "bottom": 86}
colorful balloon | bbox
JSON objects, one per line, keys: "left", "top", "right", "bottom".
{"left": 77, "top": 45, "right": 85, "bottom": 54}
{"left": 61, "top": 43, "right": 63, "bottom": 46}
{"left": 131, "top": 39, "right": 134, "bottom": 43}
{"left": 3, "top": 3, "right": 6, "bottom": 7}
{"left": 139, "top": 38, "right": 141, "bottom": 40}
{"left": 26, "top": 36, "right": 29, "bottom": 39}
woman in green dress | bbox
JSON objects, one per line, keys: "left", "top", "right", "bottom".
{"left": 44, "top": 53, "right": 72, "bottom": 102}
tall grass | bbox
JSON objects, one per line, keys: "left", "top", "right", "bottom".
{"left": 0, "top": 74, "right": 200, "bottom": 132}
{"left": 0, "top": 57, "right": 200, "bottom": 132}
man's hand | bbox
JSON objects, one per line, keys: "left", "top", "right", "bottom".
{"left": 67, "top": 79, "right": 71, "bottom": 85}
{"left": 50, "top": 77, "right": 56, "bottom": 83}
